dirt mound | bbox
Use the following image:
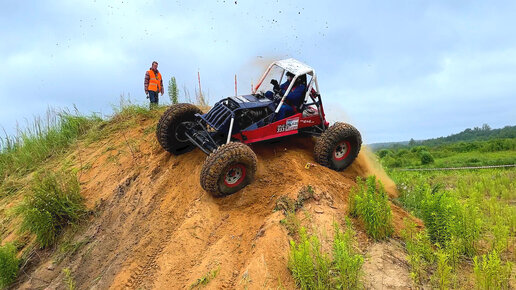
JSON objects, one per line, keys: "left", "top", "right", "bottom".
{"left": 17, "top": 116, "right": 418, "bottom": 289}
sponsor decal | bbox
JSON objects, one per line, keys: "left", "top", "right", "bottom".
{"left": 300, "top": 119, "right": 315, "bottom": 124}
{"left": 286, "top": 118, "right": 299, "bottom": 130}
{"left": 277, "top": 118, "right": 299, "bottom": 133}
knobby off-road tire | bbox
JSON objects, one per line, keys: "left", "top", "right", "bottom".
{"left": 156, "top": 103, "right": 202, "bottom": 155}
{"left": 200, "top": 142, "right": 258, "bottom": 197}
{"left": 314, "top": 122, "right": 362, "bottom": 171}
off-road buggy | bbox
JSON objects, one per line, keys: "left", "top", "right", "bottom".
{"left": 156, "top": 58, "right": 362, "bottom": 197}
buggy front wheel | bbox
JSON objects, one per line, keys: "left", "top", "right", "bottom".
{"left": 314, "top": 122, "right": 362, "bottom": 171}
{"left": 200, "top": 142, "right": 258, "bottom": 197}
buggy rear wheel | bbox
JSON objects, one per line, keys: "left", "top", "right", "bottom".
{"left": 200, "top": 142, "right": 257, "bottom": 197}
{"left": 156, "top": 103, "right": 202, "bottom": 155}
{"left": 314, "top": 122, "right": 362, "bottom": 171}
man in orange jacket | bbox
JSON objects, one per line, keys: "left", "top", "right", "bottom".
{"left": 144, "top": 61, "right": 164, "bottom": 109}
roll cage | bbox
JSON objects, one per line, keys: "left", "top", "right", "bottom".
{"left": 253, "top": 58, "right": 321, "bottom": 114}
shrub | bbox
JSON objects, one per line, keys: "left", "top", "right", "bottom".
{"left": 420, "top": 188, "right": 457, "bottom": 246}
{"left": 288, "top": 222, "right": 364, "bottom": 289}
{"left": 332, "top": 221, "right": 364, "bottom": 289}
{"left": 432, "top": 245, "right": 453, "bottom": 289}
{"left": 411, "top": 146, "right": 428, "bottom": 153}
{"left": 396, "top": 149, "right": 409, "bottom": 157}
{"left": 377, "top": 149, "right": 392, "bottom": 158}
{"left": 420, "top": 151, "right": 434, "bottom": 164}
{"left": 289, "top": 227, "right": 322, "bottom": 289}
{"left": 401, "top": 219, "right": 435, "bottom": 285}
{"left": 18, "top": 171, "right": 86, "bottom": 248}
{"left": 473, "top": 251, "right": 513, "bottom": 289}
{"left": 0, "top": 243, "right": 19, "bottom": 289}
{"left": 350, "top": 176, "right": 393, "bottom": 240}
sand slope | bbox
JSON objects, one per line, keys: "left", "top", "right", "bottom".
{"left": 16, "top": 114, "right": 419, "bottom": 289}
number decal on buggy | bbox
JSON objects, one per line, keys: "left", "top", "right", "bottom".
{"left": 277, "top": 118, "right": 299, "bottom": 133}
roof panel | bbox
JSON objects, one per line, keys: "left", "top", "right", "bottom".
{"left": 273, "top": 58, "right": 314, "bottom": 75}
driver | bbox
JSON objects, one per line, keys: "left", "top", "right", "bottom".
{"left": 266, "top": 72, "right": 306, "bottom": 120}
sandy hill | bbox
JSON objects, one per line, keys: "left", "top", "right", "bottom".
{"left": 4, "top": 108, "right": 421, "bottom": 289}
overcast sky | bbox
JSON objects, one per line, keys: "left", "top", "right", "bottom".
{"left": 1, "top": 0, "right": 515, "bottom": 144}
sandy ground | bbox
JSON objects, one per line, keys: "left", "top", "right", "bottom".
{"left": 11, "top": 115, "right": 421, "bottom": 289}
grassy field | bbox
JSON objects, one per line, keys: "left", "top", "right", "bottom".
{"left": 373, "top": 132, "right": 516, "bottom": 288}
{"left": 389, "top": 167, "right": 515, "bottom": 288}
{"left": 377, "top": 138, "right": 516, "bottom": 169}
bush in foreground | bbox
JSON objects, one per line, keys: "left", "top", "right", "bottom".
{"left": 18, "top": 171, "right": 86, "bottom": 248}
{"left": 473, "top": 250, "right": 513, "bottom": 289}
{"left": 350, "top": 176, "right": 394, "bottom": 240}
{"left": 0, "top": 243, "right": 19, "bottom": 289}
{"left": 288, "top": 221, "right": 363, "bottom": 289}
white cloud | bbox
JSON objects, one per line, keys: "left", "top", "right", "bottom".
{"left": 1, "top": 0, "right": 515, "bottom": 142}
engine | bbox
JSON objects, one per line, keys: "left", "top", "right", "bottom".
{"left": 235, "top": 107, "right": 269, "bottom": 130}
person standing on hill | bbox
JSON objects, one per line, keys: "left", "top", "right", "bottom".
{"left": 144, "top": 61, "right": 164, "bottom": 109}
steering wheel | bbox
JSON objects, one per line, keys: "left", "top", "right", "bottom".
{"left": 273, "top": 93, "right": 283, "bottom": 103}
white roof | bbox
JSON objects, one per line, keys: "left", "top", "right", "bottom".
{"left": 273, "top": 58, "right": 314, "bottom": 76}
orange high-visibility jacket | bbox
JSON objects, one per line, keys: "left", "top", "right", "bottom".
{"left": 147, "top": 70, "right": 162, "bottom": 92}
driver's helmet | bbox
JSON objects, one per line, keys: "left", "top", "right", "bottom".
{"left": 295, "top": 74, "right": 307, "bottom": 86}
{"left": 286, "top": 71, "right": 295, "bottom": 78}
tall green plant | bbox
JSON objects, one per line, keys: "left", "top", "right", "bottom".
{"left": 350, "top": 176, "right": 393, "bottom": 240}
{"left": 168, "top": 76, "right": 179, "bottom": 104}
{"left": 332, "top": 221, "right": 364, "bottom": 289}
{"left": 18, "top": 171, "right": 86, "bottom": 248}
{"left": 433, "top": 245, "right": 454, "bottom": 289}
{"left": 288, "top": 222, "right": 364, "bottom": 289}
{"left": 473, "top": 251, "right": 513, "bottom": 289}
{"left": 401, "top": 219, "right": 435, "bottom": 285}
{"left": 0, "top": 243, "right": 19, "bottom": 289}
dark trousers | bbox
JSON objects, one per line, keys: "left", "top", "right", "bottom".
{"left": 149, "top": 90, "right": 159, "bottom": 108}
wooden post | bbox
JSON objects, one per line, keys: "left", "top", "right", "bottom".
{"left": 197, "top": 71, "right": 203, "bottom": 98}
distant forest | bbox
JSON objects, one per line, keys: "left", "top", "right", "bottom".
{"left": 417, "top": 124, "right": 516, "bottom": 146}
{"left": 371, "top": 124, "right": 516, "bottom": 150}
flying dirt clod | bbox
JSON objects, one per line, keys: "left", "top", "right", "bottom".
{"left": 156, "top": 58, "right": 362, "bottom": 196}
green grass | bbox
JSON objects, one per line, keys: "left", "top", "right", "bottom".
{"left": 0, "top": 109, "right": 103, "bottom": 182}
{"left": 17, "top": 170, "right": 86, "bottom": 248}
{"left": 473, "top": 250, "right": 513, "bottom": 289}
{"left": 0, "top": 243, "right": 19, "bottom": 289}
{"left": 62, "top": 268, "right": 76, "bottom": 290}
{"left": 349, "top": 176, "right": 393, "bottom": 240}
{"left": 393, "top": 168, "right": 516, "bottom": 288}
{"left": 401, "top": 219, "right": 435, "bottom": 285}
{"left": 376, "top": 138, "right": 516, "bottom": 169}
{"left": 288, "top": 221, "right": 364, "bottom": 289}
{"left": 189, "top": 266, "right": 220, "bottom": 289}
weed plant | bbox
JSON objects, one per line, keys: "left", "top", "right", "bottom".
{"left": 18, "top": 171, "right": 86, "bottom": 248}
{"left": 189, "top": 266, "right": 220, "bottom": 289}
{"left": 433, "top": 245, "right": 454, "bottom": 289}
{"left": 473, "top": 250, "right": 513, "bottom": 289}
{"left": 350, "top": 176, "right": 393, "bottom": 240}
{"left": 332, "top": 221, "right": 364, "bottom": 289}
{"left": 0, "top": 243, "right": 19, "bottom": 289}
{"left": 62, "top": 268, "right": 76, "bottom": 290}
{"left": 394, "top": 169, "right": 515, "bottom": 287}
{"left": 288, "top": 221, "right": 364, "bottom": 289}
{"left": 401, "top": 219, "right": 435, "bottom": 285}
